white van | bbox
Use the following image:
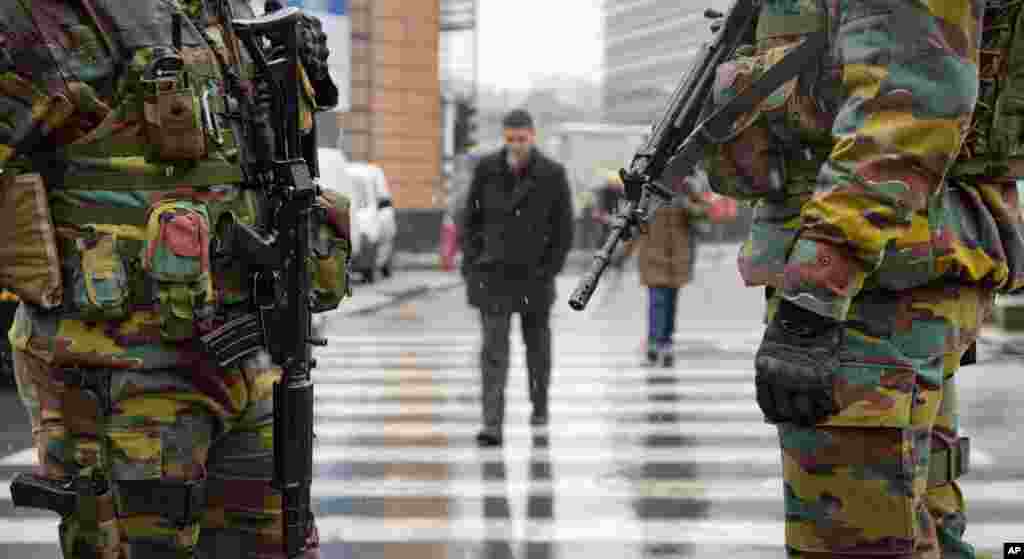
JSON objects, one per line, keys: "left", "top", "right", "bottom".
{"left": 345, "top": 162, "right": 397, "bottom": 280}
{"left": 315, "top": 148, "right": 397, "bottom": 282}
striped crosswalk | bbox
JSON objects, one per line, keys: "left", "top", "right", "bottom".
{"left": 0, "top": 332, "right": 1016, "bottom": 557}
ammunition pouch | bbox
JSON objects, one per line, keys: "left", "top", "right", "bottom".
{"left": 50, "top": 185, "right": 262, "bottom": 331}
{"left": 310, "top": 190, "right": 352, "bottom": 313}
{"left": 58, "top": 230, "right": 140, "bottom": 322}
{"left": 0, "top": 173, "right": 64, "bottom": 309}
{"left": 117, "top": 478, "right": 207, "bottom": 528}
{"left": 144, "top": 85, "right": 208, "bottom": 162}
{"left": 928, "top": 434, "right": 971, "bottom": 488}
{"left": 143, "top": 199, "right": 216, "bottom": 341}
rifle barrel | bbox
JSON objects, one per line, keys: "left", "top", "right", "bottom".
{"left": 569, "top": 0, "right": 761, "bottom": 311}
{"left": 568, "top": 206, "right": 633, "bottom": 311}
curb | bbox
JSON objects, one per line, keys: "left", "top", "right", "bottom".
{"left": 347, "top": 281, "right": 463, "bottom": 316}
{"left": 337, "top": 276, "right": 464, "bottom": 317}
{"left": 391, "top": 243, "right": 744, "bottom": 272}
{"left": 391, "top": 249, "right": 625, "bottom": 272}
{"left": 976, "top": 326, "right": 1024, "bottom": 359}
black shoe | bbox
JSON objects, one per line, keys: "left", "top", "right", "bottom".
{"left": 476, "top": 429, "right": 503, "bottom": 447}
{"left": 661, "top": 349, "right": 675, "bottom": 368}
{"left": 645, "top": 345, "right": 658, "bottom": 366}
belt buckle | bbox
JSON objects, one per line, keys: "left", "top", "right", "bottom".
{"left": 169, "top": 478, "right": 206, "bottom": 528}
{"left": 61, "top": 367, "right": 88, "bottom": 389}
{"left": 957, "top": 437, "right": 970, "bottom": 478}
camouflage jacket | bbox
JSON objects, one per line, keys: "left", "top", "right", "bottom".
{"left": 0, "top": 0, "right": 320, "bottom": 371}
{"left": 708, "top": 0, "right": 1024, "bottom": 321}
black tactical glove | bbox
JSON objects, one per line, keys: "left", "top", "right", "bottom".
{"left": 297, "top": 15, "right": 329, "bottom": 80}
{"left": 265, "top": 2, "right": 339, "bottom": 108}
{"left": 297, "top": 13, "right": 339, "bottom": 108}
{"left": 754, "top": 299, "right": 842, "bottom": 426}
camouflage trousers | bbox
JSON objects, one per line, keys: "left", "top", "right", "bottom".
{"left": 12, "top": 348, "right": 320, "bottom": 559}
{"left": 768, "top": 284, "right": 992, "bottom": 558}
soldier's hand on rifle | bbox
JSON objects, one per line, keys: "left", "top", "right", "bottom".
{"left": 754, "top": 299, "right": 842, "bottom": 426}
{"left": 297, "top": 15, "right": 329, "bottom": 81}
{"left": 263, "top": 1, "right": 338, "bottom": 108}
{"left": 298, "top": 14, "right": 338, "bottom": 107}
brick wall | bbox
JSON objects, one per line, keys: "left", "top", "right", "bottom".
{"left": 340, "top": 0, "right": 442, "bottom": 212}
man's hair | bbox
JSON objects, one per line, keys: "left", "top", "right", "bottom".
{"left": 502, "top": 109, "right": 534, "bottom": 130}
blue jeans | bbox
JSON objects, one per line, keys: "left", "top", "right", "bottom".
{"left": 647, "top": 286, "right": 679, "bottom": 349}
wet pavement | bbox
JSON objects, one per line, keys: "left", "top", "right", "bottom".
{"left": 0, "top": 245, "right": 1020, "bottom": 557}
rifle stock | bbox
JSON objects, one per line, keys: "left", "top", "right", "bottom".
{"left": 570, "top": 0, "right": 762, "bottom": 311}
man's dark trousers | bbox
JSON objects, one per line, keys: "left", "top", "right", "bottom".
{"left": 479, "top": 307, "right": 552, "bottom": 430}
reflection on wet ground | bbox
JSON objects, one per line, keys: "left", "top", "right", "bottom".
{"left": 297, "top": 329, "right": 1019, "bottom": 559}
{"left": 0, "top": 331, "right": 1018, "bottom": 557}
{"left": 313, "top": 542, "right": 780, "bottom": 559}
{"left": 306, "top": 340, "right": 801, "bottom": 558}
{"left": 322, "top": 345, "right": 750, "bottom": 555}
{"left": 0, "top": 265, "right": 1020, "bottom": 558}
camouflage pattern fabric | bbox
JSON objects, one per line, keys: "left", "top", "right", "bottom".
{"left": 696, "top": 0, "right": 1024, "bottom": 556}
{"left": 723, "top": 0, "right": 1024, "bottom": 317}
{"left": 0, "top": 0, "right": 324, "bottom": 556}
{"left": 769, "top": 284, "right": 989, "bottom": 558}
{"left": 0, "top": 0, "right": 260, "bottom": 370}
{"left": 14, "top": 347, "right": 320, "bottom": 558}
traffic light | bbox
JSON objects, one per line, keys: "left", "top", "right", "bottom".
{"left": 453, "top": 96, "right": 477, "bottom": 154}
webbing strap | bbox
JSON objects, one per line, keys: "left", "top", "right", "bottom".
{"left": 700, "top": 30, "right": 828, "bottom": 144}
{"left": 665, "top": 30, "right": 828, "bottom": 181}
{"left": 756, "top": 13, "right": 823, "bottom": 41}
{"left": 58, "top": 157, "right": 244, "bottom": 191}
{"left": 117, "top": 478, "right": 206, "bottom": 527}
{"left": 51, "top": 204, "right": 148, "bottom": 227}
{"left": 60, "top": 128, "right": 237, "bottom": 159}
{"left": 928, "top": 436, "right": 971, "bottom": 488}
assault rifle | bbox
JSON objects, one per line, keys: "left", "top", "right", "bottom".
{"left": 198, "top": 5, "right": 332, "bottom": 557}
{"left": 568, "top": 0, "right": 826, "bottom": 310}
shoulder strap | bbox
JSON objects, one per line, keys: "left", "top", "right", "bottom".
{"left": 666, "top": 30, "right": 828, "bottom": 181}
{"left": 75, "top": 0, "right": 123, "bottom": 61}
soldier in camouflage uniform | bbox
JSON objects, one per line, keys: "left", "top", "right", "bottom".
{"left": 0, "top": 0, "right": 345, "bottom": 557}
{"left": 702, "top": 0, "right": 1024, "bottom": 556}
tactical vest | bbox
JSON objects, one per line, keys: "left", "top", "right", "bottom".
{"left": 952, "top": 0, "right": 1024, "bottom": 178}
{"left": 4, "top": 1, "right": 348, "bottom": 355}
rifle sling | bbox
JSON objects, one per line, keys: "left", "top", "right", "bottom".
{"left": 666, "top": 30, "right": 828, "bottom": 181}
{"left": 701, "top": 30, "right": 828, "bottom": 144}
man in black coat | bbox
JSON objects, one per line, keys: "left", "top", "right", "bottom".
{"left": 459, "top": 109, "right": 575, "bottom": 446}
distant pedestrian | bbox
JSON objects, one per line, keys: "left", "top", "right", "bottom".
{"left": 459, "top": 109, "right": 575, "bottom": 446}
{"left": 635, "top": 175, "right": 710, "bottom": 367}
{"left": 591, "top": 171, "right": 630, "bottom": 270}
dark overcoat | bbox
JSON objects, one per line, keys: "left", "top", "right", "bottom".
{"left": 459, "top": 147, "right": 574, "bottom": 313}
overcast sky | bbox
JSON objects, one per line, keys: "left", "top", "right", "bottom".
{"left": 477, "top": 0, "right": 604, "bottom": 90}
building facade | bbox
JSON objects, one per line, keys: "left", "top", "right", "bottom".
{"left": 602, "top": 0, "right": 729, "bottom": 125}
{"left": 339, "top": 0, "right": 444, "bottom": 250}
